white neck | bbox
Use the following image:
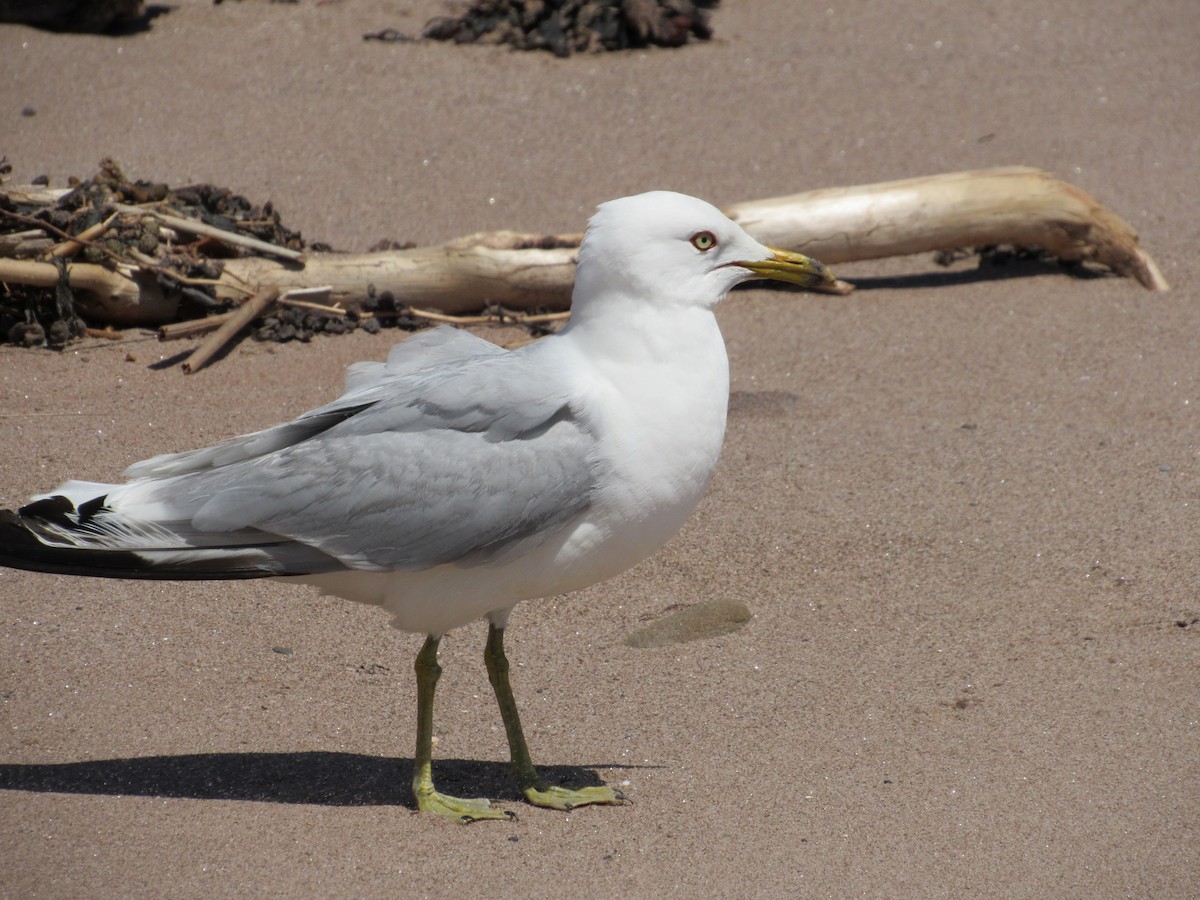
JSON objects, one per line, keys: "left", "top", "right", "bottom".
{"left": 555, "top": 295, "right": 731, "bottom": 559}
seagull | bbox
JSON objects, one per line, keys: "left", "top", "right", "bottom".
{"left": 0, "top": 191, "right": 840, "bottom": 822}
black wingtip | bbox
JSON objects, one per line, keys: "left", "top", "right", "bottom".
{"left": 16, "top": 495, "right": 74, "bottom": 522}
{"left": 0, "top": 507, "right": 280, "bottom": 581}
{"left": 0, "top": 507, "right": 160, "bottom": 579}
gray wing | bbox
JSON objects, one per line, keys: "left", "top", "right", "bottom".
{"left": 126, "top": 331, "right": 597, "bottom": 572}
{"left": 127, "top": 327, "right": 505, "bottom": 479}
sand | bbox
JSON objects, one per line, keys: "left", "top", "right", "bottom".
{"left": 1, "top": 1, "right": 1197, "bottom": 896}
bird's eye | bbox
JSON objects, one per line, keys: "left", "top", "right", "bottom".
{"left": 690, "top": 231, "right": 717, "bottom": 252}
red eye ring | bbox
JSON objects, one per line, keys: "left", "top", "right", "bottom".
{"left": 690, "top": 231, "right": 717, "bottom": 252}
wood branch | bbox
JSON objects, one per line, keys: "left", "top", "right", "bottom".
{"left": 117, "top": 205, "right": 307, "bottom": 263}
{"left": 404, "top": 306, "right": 571, "bottom": 326}
{"left": 725, "top": 167, "right": 1169, "bottom": 291}
{"left": 0, "top": 229, "right": 53, "bottom": 258}
{"left": 47, "top": 210, "right": 119, "bottom": 259}
{"left": 157, "top": 294, "right": 567, "bottom": 343}
{"left": 0, "top": 168, "right": 1168, "bottom": 331}
{"left": 181, "top": 285, "right": 280, "bottom": 374}
{"left": 158, "top": 311, "right": 235, "bottom": 341}
{"left": 276, "top": 286, "right": 337, "bottom": 314}
{"left": 210, "top": 167, "right": 1167, "bottom": 308}
{"left": 1, "top": 186, "right": 70, "bottom": 206}
{"left": 215, "top": 232, "right": 579, "bottom": 312}
{"left": 0, "top": 257, "right": 178, "bottom": 323}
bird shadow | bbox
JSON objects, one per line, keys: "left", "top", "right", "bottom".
{"left": 0, "top": 751, "right": 636, "bottom": 809}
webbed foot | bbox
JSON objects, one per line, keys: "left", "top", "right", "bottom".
{"left": 522, "top": 783, "right": 627, "bottom": 811}
{"left": 416, "top": 789, "right": 517, "bottom": 823}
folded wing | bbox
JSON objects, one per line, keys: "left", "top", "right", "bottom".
{"left": 1, "top": 328, "right": 597, "bottom": 580}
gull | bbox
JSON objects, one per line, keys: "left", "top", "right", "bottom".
{"left": 0, "top": 191, "right": 839, "bottom": 822}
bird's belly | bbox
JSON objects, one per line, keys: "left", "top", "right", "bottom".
{"left": 289, "top": 483, "right": 700, "bottom": 638}
{"left": 289, "top": 438, "right": 718, "bottom": 638}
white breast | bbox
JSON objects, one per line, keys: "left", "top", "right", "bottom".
{"left": 552, "top": 303, "right": 731, "bottom": 581}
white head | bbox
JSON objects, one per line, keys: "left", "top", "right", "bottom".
{"left": 571, "top": 191, "right": 836, "bottom": 316}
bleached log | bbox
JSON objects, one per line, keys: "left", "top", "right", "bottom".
{"left": 216, "top": 231, "right": 580, "bottom": 312}
{"left": 726, "top": 167, "right": 1168, "bottom": 290}
{"left": 214, "top": 167, "right": 1168, "bottom": 306}
{"left": 0, "top": 257, "right": 177, "bottom": 323}
{"left": 0, "top": 167, "right": 1168, "bottom": 328}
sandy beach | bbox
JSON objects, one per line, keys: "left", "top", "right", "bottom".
{"left": 1, "top": 1, "right": 1197, "bottom": 895}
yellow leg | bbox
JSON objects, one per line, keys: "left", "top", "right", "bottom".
{"left": 484, "top": 623, "right": 627, "bottom": 811}
{"left": 412, "top": 635, "right": 515, "bottom": 822}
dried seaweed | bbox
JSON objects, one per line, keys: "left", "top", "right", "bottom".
{"left": 418, "top": 0, "right": 718, "bottom": 57}
{"left": 0, "top": 158, "right": 319, "bottom": 348}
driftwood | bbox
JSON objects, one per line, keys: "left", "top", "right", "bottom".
{"left": 0, "top": 256, "right": 170, "bottom": 321}
{"left": 0, "top": 167, "right": 1169, "bottom": 337}
{"left": 726, "top": 167, "right": 1168, "bottom": 289}
{"left": 208, "top": 168, "right": 1168, "bottom": 315}
{"left": 214, "top": 230, "right": 583, "bottom": 315}
{"left": 180, "top": 285, "right": 280, "bottom": 375}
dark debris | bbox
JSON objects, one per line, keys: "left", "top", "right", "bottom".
{"left": 0, "top": 0, "right": 146, "bottom": 33}
{"left": 1, "top": 158, "right": 319, "bottom": 349}
{"left": 935, "top": 244, "right": 1107, "bottom": 281}
{"left": 417, "top": 0, "right": 718, "bottom": 57}
{"left": 1, "top": 159, "right": 564, "bottom": 353}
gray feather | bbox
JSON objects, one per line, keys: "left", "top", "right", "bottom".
{"left": 109, "top": 329, "right": 598, "bottom": 572}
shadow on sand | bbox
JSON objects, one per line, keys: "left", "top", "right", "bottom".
{"left": 0, "top": 751, "right": 630, "bottom": 809}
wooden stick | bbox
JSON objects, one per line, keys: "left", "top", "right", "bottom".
{"left": 0, "top": 229, "right": 53, "bottom": 258}
{"left": 0, "top": 186, "right": 70, "bottom": 206}
{"left": 119, "top": 206, "right": 307, "bottom": 263}
{"left": 214, "top": 229, "right": 580, "bottom": 314}
{"left": 275, "top": 286, "right": 336, "bottom": 313}
{"left": 159, "top": 312, "right": 234, "bottom": 341}
{"left": 405, "top": 306, "right": 571, "bottom": 326}
{"left": 47, "top": 211, "right": 119, "bottom": 259}
{"left": 127, "top": 247, "right": 256, "bottom": 297}
{"left": 216, "top": 232, "right": 578, "bottom": 314}
{"left": 278, "top": 297, "right": 345, "bottom": 316}
{"left": 406, "top": 307, "right": 495, "bottom": 325}
{"left": 502, "top": 310, "right": 571, "bottom": 324}
{"left": 181, "top": 285, "right": 280, "bottom": 374}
